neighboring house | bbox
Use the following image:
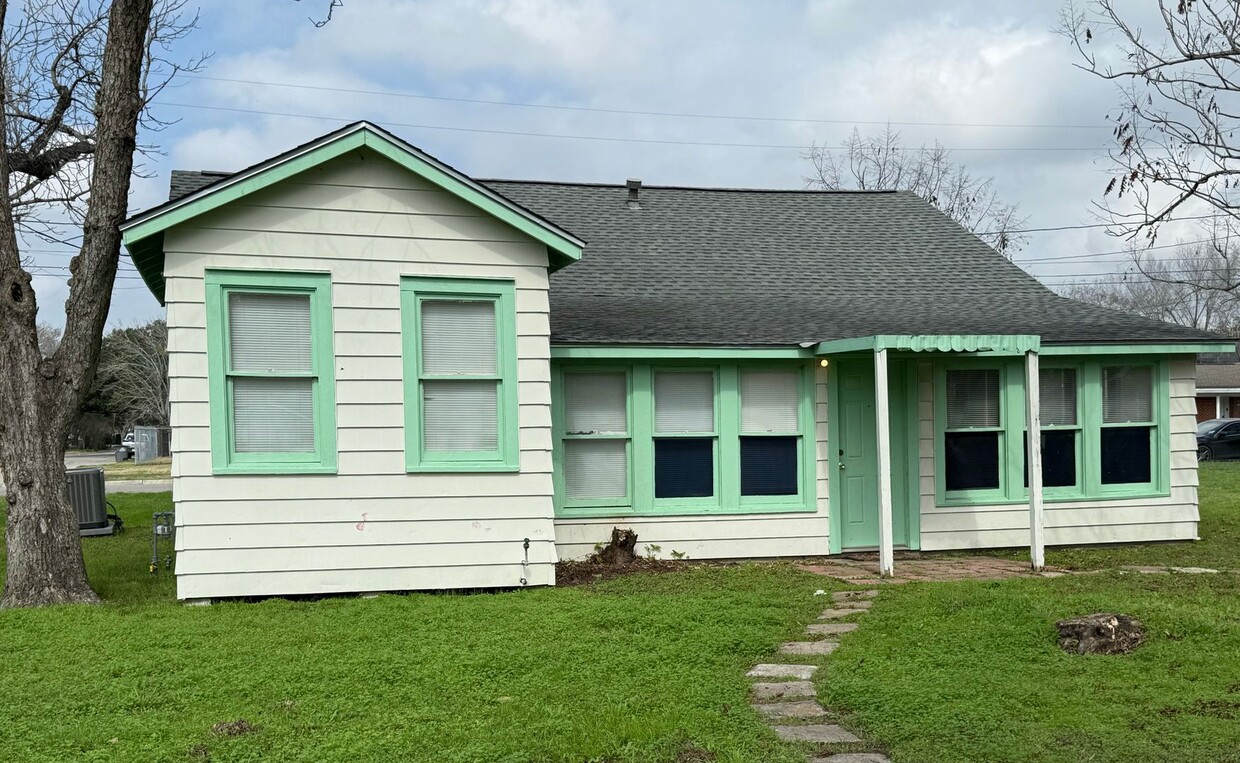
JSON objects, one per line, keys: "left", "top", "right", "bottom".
{"left": 121, "top": 122, "right": 1235, "bottom": 601}
{"left": 1194, "top": 353, "right": 1240, "bottom": 422}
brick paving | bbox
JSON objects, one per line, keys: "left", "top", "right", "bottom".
{"left": 797, "top": 552, "right": 1065, "bottom": 584}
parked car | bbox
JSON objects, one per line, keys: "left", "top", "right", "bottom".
{"left": 1197, "top": 418, "right": 1240, "bottom": 461}
{"left": 121, "top": 431, "right": 136, "bottom": 450}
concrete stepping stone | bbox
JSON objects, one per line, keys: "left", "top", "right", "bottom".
{"left": 819, "top": 608, "right": 866, "bottom": 619}
{"left": 843, "top": 599, "right": 873, "bottom": 610}
{"left": 772, "top": 724, "right": 861, "bottom": 743}
{"left": 811, "top": 754, "right": 891, "bottom": 763}
{"left": 832, "top": 589, "right": 878, "bottom": 603}
{"left": 752, "top": 700, "right": 828, "bottom": 719}
{"left": 807, "top": 622, "right": 859, "bottom": 636}
{"left": 751, "top": 680, "right": 815, "bottom": 700}
{"left": 747, "top": 663, "right": 817, "bottom": 680}
{"left": 780, "top": 640, "right": 839, "bottom": 656}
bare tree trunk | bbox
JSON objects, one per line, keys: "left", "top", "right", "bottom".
{"left": 0, "top": 0, "right": 155, "bottom": 608}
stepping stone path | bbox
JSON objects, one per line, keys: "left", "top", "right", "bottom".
{"left": 748, "top": 587, "right": 891, "bottom": 763}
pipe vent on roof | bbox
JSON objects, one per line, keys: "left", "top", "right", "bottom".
{"left": 626, "top": 178, "right": 642, "bottom": 209}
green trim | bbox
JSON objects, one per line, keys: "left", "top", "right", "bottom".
{"left": 933, "top": 354, "right": 1171, "bottom": 507}
{"left": 1041, "top": 342, "right": 1234, "bottom": 355}
{"left": 551, "top": 345, "right": 814, "bottom": 359}
{"left": 122, "top": 123, "right": 585, "bottom": 303}
{"left": 204, "top": 269, "right": 338, "bottom": 475}
{"left": 816, "top": 334, "right": 1040, "bottom": 356}
{"left": 552, "top": 360, "right": 817, "bottom": 517}
{"left": 401, "top": 276, "right": 520, "bottom": 473}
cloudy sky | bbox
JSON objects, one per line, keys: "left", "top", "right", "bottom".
{"left": 31, "top": 0, "right": 1188, "bottom": 327}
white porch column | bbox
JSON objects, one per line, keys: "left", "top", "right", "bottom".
{"left": 1025, "top": 350, "right": 1045, "bottom": 572}
{"left": 1218, "top": 395, "right": 1226, "bottom": 419}
{"left": 874, "top": 348, "right": 895, "bottom": 578}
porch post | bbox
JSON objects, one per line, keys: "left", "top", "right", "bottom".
{"left": 874, "top": 348, "right": 895, "bottom": 577}
{"left": 1218, "top": 395, "right": 1225, "bottom": 419}
{"left": 1025, "top": 350, "right": 1045, "bottom": 572}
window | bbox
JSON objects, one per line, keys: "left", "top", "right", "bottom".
{"left": 562, "top": 372, "right": 629, "bottom": 500}
{"left": 402, "top": 277, "right": 518, "bottom": 471}
{"left": 1025, "top": 367, "right": 1080, "bottom": 489}
{"left": 1101, "top": 365, "right": 1154, "bottom": 486}
{"left": 943, "top": 369, "right": 1003, "bottom": 492}
{"left": 937, "top": 357, "right": 1167, "bottom": 505}
{"left": 740, "top": 370, "right": 801, "bottom": 496}
{"left": 653, "top": 371, "right": 716, "bottom": 498}
{"left": 554, "top": 363, "right": 813, "bottom": 515}
{"left": 204, "top": 270, "right": 337, "bottom": 474}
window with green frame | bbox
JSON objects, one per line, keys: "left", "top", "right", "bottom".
{"left": 401, "top": 276, "right": 519, "bottom": 472}
{"left": 936, "top": 357, "right": 1168, "bottom": 505}
{"left": 554, "top": 363, "right": 816, "bottom": 516}
{"left": 204, "top": 269, "right": 337, "bottom": 474}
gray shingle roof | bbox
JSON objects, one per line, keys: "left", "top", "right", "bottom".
{"left": 1197, "top": 363, "right": 1240, "bottom": 388}
{"left": 168, "top": 170, "right": 1228, "bottom": 347}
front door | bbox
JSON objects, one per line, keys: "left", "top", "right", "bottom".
{"left": 836, "top": 359, "right": 880, "bottom": 549}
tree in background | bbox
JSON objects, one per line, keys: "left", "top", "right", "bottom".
{"left": 97, "top": 319, "right": 168, "bottom": 428}
{"left": 804, "top": 127, "right": 1029, "bottom": 256}
{"left": 1060, "top": 232, "right": 1240, "bottom": 334}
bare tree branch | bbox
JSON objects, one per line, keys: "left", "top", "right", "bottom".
{"left": 803, "top": 127, "right": 1029, "bottom": 256}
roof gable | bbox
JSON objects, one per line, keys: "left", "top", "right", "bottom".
{"left": 122, "top": 122, "right": 585, "bottom": 303}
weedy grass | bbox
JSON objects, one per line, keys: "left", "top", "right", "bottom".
{"left": 1, "top": 494, "right": 830, "bottom": 763}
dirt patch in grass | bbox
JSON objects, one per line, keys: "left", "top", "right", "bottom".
{"left": 1158, "top": 699, "right": 1240, "bottom": 720}
{"left": 556, "top": 558, "right": 718, "bottom": 586}
{"left": 211, "top": 719, "right": 259, "bottom": 737}
{"left": 673, "top": 742, "right": 717, "bottom": 762}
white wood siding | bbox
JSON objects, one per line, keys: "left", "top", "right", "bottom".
{"left": 164, "top": 150, "right": 556, "bottom": 600}
{"left": 917, "top": 356, "right": 1201, "bottom": 551}
{"left": 552, "top": 363, "right": 831, "bottom": 560}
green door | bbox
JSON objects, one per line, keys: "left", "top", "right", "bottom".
{"left": 836, "top": 359, "right": 880, "bottom": 549}
{"left": 833, "top": 358, "right": 913, "bottom": 551}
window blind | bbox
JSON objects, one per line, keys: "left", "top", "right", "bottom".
{"left": 946, "top": 369, "right": 1000, "bottom": 428}
{"left": 654, "top": 372, "right": 714, "bottom": 433}
{"left": 228, "top": 292, "right": 312, "bottom": 373}
{"left": 564, "top": 439, "right": 627, "bottom": 499}
{"left": 1103, "top": 366, "right": 1153, "bottom": 423}
{"left": 422, "top": 380, "right": 498, "bottom": 450}
{"left": 565, "top": 373, "right": 627, "bottom": 434}
{"left": 420, "top": 300, "right": 497, "bottom": 375}
{"left": 740, "top": 370, "right": 799, "bottom": 432}
{"left": 1039, "top": 368, "right": 1077, "bottom": 426}
{"left": 232, "top": 377, "right": 315, "bottom": 452}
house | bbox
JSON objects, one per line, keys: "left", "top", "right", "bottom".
{"left": 1194, "top": 353, "right": 1240, "bottom": 422}
{"left": 121, "top": 122, "right": 1235, "bottom": 601}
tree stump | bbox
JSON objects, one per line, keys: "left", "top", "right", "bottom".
{"left": 595, "top": 527, "right": 638, "bottom": 565}
{"left": 1056, "top": 613, "right": 1145, "bottom": 655}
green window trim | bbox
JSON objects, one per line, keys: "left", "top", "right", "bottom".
{"left": 205, "top": 269, "right": 338, "bottom": 475}
{"left": 934, "top": 355, "right": 1171, "bottom": 507}
{"left": 401, "top": 276, "right": 519, "bottom": 472}
{"left": 552, "top": 360, "right": 817, "bottom": 517}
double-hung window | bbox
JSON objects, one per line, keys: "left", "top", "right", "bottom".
{"left": 1100, "top": 365, "right": 1155, "bottom": 487}
{"left": 943, "top": 368, "right": 1004, "bottom": 494}
{"left": 938, "top": 357, "right": 1167, "bottom": 505}
{"left": 562, "top": 372, "right": 630, "bottom": 501}
{"left": 739, "top": 370, "right": 802, "bottom": 497}
{"left": 402, "top": 277, "right": 518, "bottom": 471}
{"left": 653, "top": 371, "right": 717, "bottom": 499}
{"left": 205, "top": 270, "right": 337, "bottom": 474}
{"left": 555, "top": 363, "right": 813, "bottom": 515}
{"left": 1028, "top": 367, "right": 1081, "bottom": 489}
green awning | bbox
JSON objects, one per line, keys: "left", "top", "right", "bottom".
{"left": 814, "top": 334, "right": 1042, "bottom": 356}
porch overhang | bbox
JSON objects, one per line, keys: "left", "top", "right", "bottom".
{"left": 814, "top": 334, "right": 1041, "bottom": 356}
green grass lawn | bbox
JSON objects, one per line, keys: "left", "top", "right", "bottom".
{"left": 101, "top": 456, "right": 172, "bottom": 481}
{"left": 4, "top": 461, "right": 1240, "bottom": 762}
{"left": 820, "top": 462, "right": 1240, "bottom": 762}
{"left": 0, "top": 496, "right": 832, "bottom": 763}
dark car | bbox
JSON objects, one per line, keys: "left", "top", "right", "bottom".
{"left": 1197, "top": 418, "right": 1240, "bottom": 461}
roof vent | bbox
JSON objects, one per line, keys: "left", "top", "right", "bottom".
{"left": 626, "top": 178, "right": 642, "bottom": 209}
